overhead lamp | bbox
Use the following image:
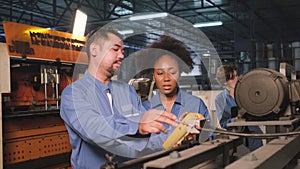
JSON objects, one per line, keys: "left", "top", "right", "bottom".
{"left": 193, "top": 21, "right": 223, "bottom": 28}
{"left": 72, "top": 9, "right": 87, "bottom": 36}
{"left": 129, "top": 12, "right": 168, "bottom": 21}
{"left": 118, "top": 29, "right": 134, "bottom": 35}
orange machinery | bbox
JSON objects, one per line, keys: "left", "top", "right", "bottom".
{"left": 1, "top": 21, "right": 87, "bottom": 169}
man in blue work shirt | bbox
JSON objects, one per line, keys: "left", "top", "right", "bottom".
{"left": 60, "top": 26, "right": 177, "bottom": 169}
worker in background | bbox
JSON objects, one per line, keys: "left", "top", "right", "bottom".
{"left": 142, "top": 35, "right": 213, "bottom": 150}
{"left": 60, "top": 27, "right": 177, "bottom": 169}
{"left": 215, "top": 64, "right": 263, "bottom": 151}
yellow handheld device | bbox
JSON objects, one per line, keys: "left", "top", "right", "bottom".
{"left": 162, "top": 112, "right": 205, "bottom": 150}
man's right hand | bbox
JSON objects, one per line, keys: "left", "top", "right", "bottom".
{"left": 138, "top": 110, "right": 177, "bottom": 135}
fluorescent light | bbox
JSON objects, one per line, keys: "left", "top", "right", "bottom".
{"left": 129, "top": 12, "right": 168, "bottom": 21}
{"left": 193, "top": 21, "right": 223, "bottom": 28}
{"left": 72, "top": 9, "right": 87, "bottom": 36}
{"left": 118, "top": 29, "right": 134, "bottom": 35}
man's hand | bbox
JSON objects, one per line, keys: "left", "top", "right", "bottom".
{"left": 139, "top": 110, "right": 177, "bottom": 135}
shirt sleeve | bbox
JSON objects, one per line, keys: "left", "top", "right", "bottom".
{"left": 198, "top": 99, "right": 210, "bottom": 120}
{"left": 215, "top": 95, "right": 224, "bottom": 126}
{"left": 215, "top": 92, "right": 235, "bottom": 129}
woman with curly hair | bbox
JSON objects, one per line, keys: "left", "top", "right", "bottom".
{"left": 142, "top": 35, "right": 213, "bottom": 150}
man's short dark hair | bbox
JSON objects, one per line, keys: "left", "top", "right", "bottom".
{"left": 216, "top": 64, "right": 237, "bottom": 86}
{"left": 85, "top": 26, "right": 123, "bottom": 60}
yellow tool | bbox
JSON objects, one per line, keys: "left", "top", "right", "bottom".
{"left": 162, "top": 112, "right": 205, "bottom": 150}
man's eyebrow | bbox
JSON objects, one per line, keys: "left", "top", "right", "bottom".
{"left": 113, "top": 44, "right": 124, "bottom": 49}
{"left": 155, "top": 67, "right": 176, "bottom": 70}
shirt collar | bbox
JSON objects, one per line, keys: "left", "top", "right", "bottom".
{"left": 150, "top": 88, "right": 183, "bottom": 108}
{"left": 176, "top": 89, "right": 183, "bottom": 105}
{"left": 224, "top": 88, "right": 231, "bottom": 97}
{"left": 85, "top": 70, "right": 111, "bottom": 93}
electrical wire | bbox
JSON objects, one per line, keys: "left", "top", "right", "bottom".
{"left": 201, "top": 127, "right": 300, "bottom": 139}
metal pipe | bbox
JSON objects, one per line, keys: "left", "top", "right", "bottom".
{"left": 55, "top": 69, "right": 59, "bottom": 109}
{"left": 44, "top": 68, "right": 48, "bottom": 110}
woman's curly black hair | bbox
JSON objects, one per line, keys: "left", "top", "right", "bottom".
{"left": 147, "top": 35, "right": 194, "bottom": 74}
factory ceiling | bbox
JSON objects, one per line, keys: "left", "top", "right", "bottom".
{"left": 1, "top": 0, "right": 300, "bottom": 61}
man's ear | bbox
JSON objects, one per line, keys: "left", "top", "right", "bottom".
{"left": 90, "top": 42, "right": 97, "bottom": 56}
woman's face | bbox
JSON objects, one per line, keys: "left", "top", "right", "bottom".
{"left": 153, "top": 55, "right": 180, "bottom": 96}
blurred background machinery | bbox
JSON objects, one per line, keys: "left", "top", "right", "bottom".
{"left": 1, "top": 48, "right": 75, "bottom": 169}
{"left": 228, "top": 63, "right": 300, "bottom": 135}
{"left": 0, "top": 21, "right": 86, "bottom": 168}
{"left": 235, "top": 63, "right": 300, "bottom": 121}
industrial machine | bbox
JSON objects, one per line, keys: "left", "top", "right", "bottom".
{"left": 0, "top": 21, "right": 87, "bottom": 169}
{"left": 2, "top": 59, "right": 73, "bottom": 169}
{"left": 227, "top": 63, "right": 300, "bottom": 135}
{"left": 235, "top": 63, "right": 300, "bottom": 121}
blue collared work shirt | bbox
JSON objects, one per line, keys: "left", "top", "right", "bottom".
{"left": 60, "top": 71, "right": 150, "bottom": 169}
{"left": 143, "top": 89, "right": 212, "bottom": 150}
{"left": 215, "top": 88, "right": 236, "bottom": 129}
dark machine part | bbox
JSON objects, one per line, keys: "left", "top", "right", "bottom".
{"left": 100, "top": 154, "right": 117, "bottom": 169}
{"left": 231, "top": 106, "right": 238, "bottom": 118}
{"left": 235, "top": 68, "right": 290, "bottom": 120}
{"left": 114, "top": 141, "right": 200, "bottom": 169}
{"left": 128, "top": 78, "right": 152, "bottom": 101}
{"left": 289, "top": 80, "right": 300, "bottom": 119}
{"left": 40, "top": 65, "right": 60, "bottom": 110}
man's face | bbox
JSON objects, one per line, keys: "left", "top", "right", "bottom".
{"left": 153, "top": 55, "right": 180, "bottom": 96}
{"left": 91, "top": 33, "right": 125, "bottom": 77}
{"left": 227, "top": 70, "right": 238, "bottom": 89}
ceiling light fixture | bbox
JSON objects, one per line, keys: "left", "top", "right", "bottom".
{"left": 72, "top": 9, "right": 87, "bottom": 36}
{"left": 193, "top": 21, "right": 223, "bottom": 28}
{"left": 118, "top": 29, "right": 134, "bottom": 35}
{"left": 129, "top": 12, "right": 168, "bottom": 21}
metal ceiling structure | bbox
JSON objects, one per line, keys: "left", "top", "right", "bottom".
{"left": 1, "top": 0, "right": 300, "bottom": 67}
